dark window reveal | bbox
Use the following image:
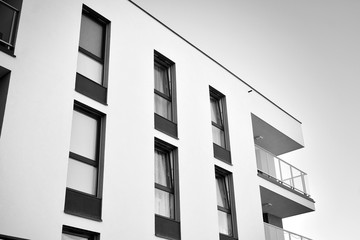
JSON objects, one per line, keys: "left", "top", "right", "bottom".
{"left": 215, "top": 167, "right": 238, "bottom": 240}
{"left": 75, "top": 5, "right": 110, "bottom": 104}
{"left": 0, "top": 0, "right": 22, "bottom": 55}
{"left": 64, "top": 101, "right": 105, "bottom": 221}
{"left": 210, "top": 87, "right": 231, "bottom": 163}
{"left": 154, "top": 138, "right": 180, "bottom": 240}
{"left": 154, "top": 51, "right": 177, "bottom": 138}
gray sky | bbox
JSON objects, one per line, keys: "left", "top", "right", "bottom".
{"left": 132, "top": 0, "right": 360, "bottom": 239}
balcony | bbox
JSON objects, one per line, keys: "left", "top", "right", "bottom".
{"left": 264, "top": 223, "right": 312, "bottom": 240}
{"left": 255, "top": 145, "right": 310, "bottom": 197}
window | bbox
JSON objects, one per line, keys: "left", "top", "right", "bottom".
{"left": 154, "top": 51, "right": 177, "bottom": 138}
{"left": 210, "top": 86, "right": 231, "bottom": 163}
{"left": 154, "top": 138, "right": 180, "bottom": 240}
{"left": 0, "top": 66, "right": 10, "bottom": 137}
{"left": 75, "top": 5, "right": 110, "bottom": 104}
{"left": 0, "top": 234, "right": 28, "bottom": 240}
{"left": 0, "top": 0, "right": 22, "bottom": 55}
{"left": 64, "top": 101, "right": 105, "bottom": 220}
{"left": 215, "top": 167, "right": 237, "bottom": 240}
{"left": 62, "top": 225, "right": 99, "bottom": 240}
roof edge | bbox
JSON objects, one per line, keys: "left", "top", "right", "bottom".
{"left": 128, "top": 0, "right": 302, "bottom": 124}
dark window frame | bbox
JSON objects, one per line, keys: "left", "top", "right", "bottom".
{"left": 62, "top": 225, "right": 99, "bottom": 240}
{"left": 0, "top": 67, "right": 10, "bottom": 137}
{"left": 210, "top": 86, "right": 231, "bottom": 164}
{"left": 215, "top": 166, "right": 238, "bottom": 240}
{"left": 0, "top": 0, "right": 23, "bottom": 56}
{"left": 64, "top": 101, "right": 106, "bottom": 221}
{"left": 75, "top": 5, "right": 110, "bottom": 104}
{"left": 154, "top": 50, "right": 178, "bottom": 138}
{"left": 154, "top": 138, "right": 181, "bottom": 240}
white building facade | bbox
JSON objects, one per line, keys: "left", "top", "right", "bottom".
{"left": 0, "top": 0, "right": 315, "bottom": 240}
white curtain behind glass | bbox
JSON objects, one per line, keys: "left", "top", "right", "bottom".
{"left": 154, "top": 150, "right": 174, "bottom": 218}
{"left": 70, "top": 110, "right": 97, "bottom": 160}
{"left": 154, "top": 64, "right": 172, "bottom": 120}
{"left": 216, "top": 176, "right": 232, "bottom": 235}
{"left": 62, "top": 233, "right": 88, "bottom": 240}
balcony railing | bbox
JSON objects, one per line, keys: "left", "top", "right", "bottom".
{"left": 255, "top": 145, "right": 310, "bottom": 196}
{"left": 0, "top": 0, "right": 20, "bottom": 50}
{"left": 264, "top": 223, "right": 312, "bottom": 240}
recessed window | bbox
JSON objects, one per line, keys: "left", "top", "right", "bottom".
{"left": 0, "top": 66, "right": 10, "bottom": 137}
{"left": 62, "top": 225, "right": 99, "bottom": 240}
{"left": 75, "top": 5, "right": 110, "bottom": 104}
{"left": 210, "top": 86, "right": 231, "bottom": 163}
{"left": 0, "top": 0, "right": 22, "bottom": 55}
{"left": 154, "top": 51, "right": 177, "bottom": 138}
{"left": 154, "top": 138, "right": 180, "bottom": 240}
{"left": 64, "top": 101, "right": 105, "bottom": 220}
{"left": 215, "top": 167, "right": 237, "bottom": 240}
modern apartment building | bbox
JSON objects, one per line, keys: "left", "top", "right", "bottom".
{"left": 0, "top": 0, "right": 315, "bottom": 240}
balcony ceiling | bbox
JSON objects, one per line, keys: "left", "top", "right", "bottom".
{"left": 252, "top": 114, "right": 303, "bottom": 156}
{"left": 260, "top": 186, "right": 314, "bottom": 218}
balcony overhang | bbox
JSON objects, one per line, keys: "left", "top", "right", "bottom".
{"left": 260, "top": 184, "right": 315, "bottom": 218}
{"left": 252, "top": 114, "right": 303, "bottom": 156}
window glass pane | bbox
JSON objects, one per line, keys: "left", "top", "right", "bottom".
{"left": 0, "top": 3, "right": 16, "bottom": 43}
{"left": 218, "top": 210, "right": 232, "bottom": 236}
{"left": 79, "top": 14, "right": 104, "bottom": 58}
{"left": 155, "top": 188, "right": 174, "bottom": 219}
{"left": 212, "top": 125, "right": 225, "bottom": 147}
{"left": 66, "top": 158, "right": 97, "bottom": 195}
{"left": 216, "top": 176, "right": 229, "bottom": 208}
{"left": 154, "top": 64, "right": 170, "bottom": 96}
{"left": 155, "top": 150, "right": 173, "bottom": 187}
{"left": 210, "top": 97, "right": 222, "bottom": 125}
{"left": 62, "top": 233, "right": 88, "bottom": 240}
{"left": 70, "top": 110, "right": 98, "bottom": 160}
{"left": 154, "top": 94, "right": 172, "bottom": 120}
{"left": 77, "top": 51, "right": 103, "bottom": 84}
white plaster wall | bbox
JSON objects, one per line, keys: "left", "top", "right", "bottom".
{"left": 0, "top": 0, "right": 305, "bottom": 239}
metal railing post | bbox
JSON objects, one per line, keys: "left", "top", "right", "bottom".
{"left": 255, "top": 145, "right": 310, "bottom": 196}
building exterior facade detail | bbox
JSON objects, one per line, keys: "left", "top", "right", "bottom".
{"left": 0, "top": 1, "right": 315, "bottom": 240}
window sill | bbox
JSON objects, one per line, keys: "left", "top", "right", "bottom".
{"left": 213, "top": 143, "right": 231, "bottom": 164}
{"left": 64, "top": 188, "right": 102, "bottom": 221}
{"left": 155, "top": 214, "right": 181, "bottom": 240}
{"left": 154, "top": 113, "right": 178, "bottom": 139}
{"left": 75, "top": 73, "right": 107, "bottom": 104}
{"left": 0, "top": 46, "right": 16, "bottom": 57}
{"left": 220, "top": 233, "right": 237, "bottom": 240}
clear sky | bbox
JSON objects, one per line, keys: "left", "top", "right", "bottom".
{"left": 132, "top": 0, "right": 360, "bottom": 239}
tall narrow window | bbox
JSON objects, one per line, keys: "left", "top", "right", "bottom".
{"left": 0, "top": 66, "right": 10, "bottom": 137}
{"left": 75, "top": 5, "right": 110, "bottom": 104}
{"left": 64, "top": 101, "right": 105, "bottom": 220}
{"left": 215, "top": 167, "right": 237, "bottom": 240}
{"left": 62, "top": 225, "right": 99, "bottom": 240}
{"left": 154, "top": 138, "right": 180, "bottom": 240}
{"left": 210, "top": 87, "right": 231, "bottom": 163}
{"left": 154, "top": 51, "right": 177, "bottom": 138}
{"left": 0, "top": 0, "right": 22, "bottom": 55}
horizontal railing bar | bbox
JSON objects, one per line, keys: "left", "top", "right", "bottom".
{"left": 255, "top": 145, "right": 306, "bottom": 174}
{"left": 255, "top": 144, "right": 310, "bottom": 196}
{"left": 258, "top": 169, "right": 310, "bottom": 196}
{"left": 0, "top": 39, "right": 13, "bottom": 48}
{"left": 264, "top": 222, "right": 313, "bottom": 240}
